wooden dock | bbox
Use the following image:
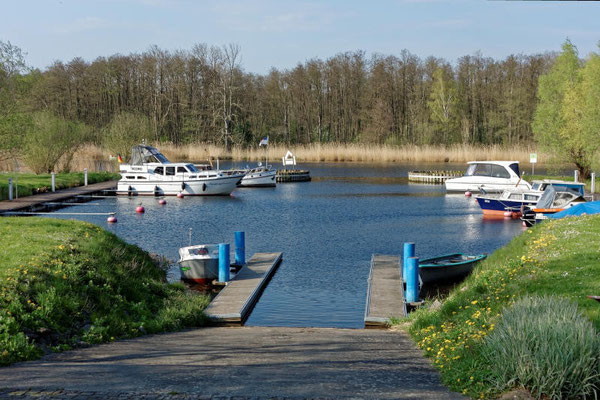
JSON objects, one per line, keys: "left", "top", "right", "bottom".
{"left": 276, "top": 170, "right": 311, "bottom": 183}
{"left": 408, "top": 170, "right": 461, "bottom": 184}
{"left": 204, "top": 252, "right": 283, "bottom": 325}
{"left": 364, "top": 254, "right": 407, "bottom": 328}
{"left": 0, "top": 180, "right": 117, "bottom": 214}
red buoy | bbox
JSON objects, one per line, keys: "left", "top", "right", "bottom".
{"left": 136, "top": 205, "right": 145, "bottom": 213}
{"left": 107, "top": 215, "right": 117, "bottom": 223}
{"left": 465, "top": 191, "right": 472, "bottom": 197}
{"left": 158, "top": 199, "right": 167, "bottom": 205}
{"left": 177, "top": 193, "right": 185, "bottom": 199}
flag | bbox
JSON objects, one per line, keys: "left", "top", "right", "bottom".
{"left": 259, "top": 136, "right": 269, "bottom": 146}
{"left": 117, "top": 154, "right": 123, "bottom": 163}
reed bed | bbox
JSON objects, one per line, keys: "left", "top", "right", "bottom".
{"left": 161, "top": 143, "right": 541, "bottom": 164}
{"left": 5, "top": 143, "right": 543, "bottom": 173}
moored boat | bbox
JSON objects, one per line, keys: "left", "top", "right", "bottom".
{"left": 418, "top": 253, "right": 487, "bottom": 284}
{"left": 178, "top": 244, "right": 220, "bottom": 284}
{"left": 521, "top": 186, "right": 586, "bottom": 226}
{"left": 238, "top": 164, "right": 277, "bottom": 187}
{"left": 444, "top": 161, "right": 530, "bottom": 193}
{"left": 117, "top": 145, "right": 245, "bottom": 196}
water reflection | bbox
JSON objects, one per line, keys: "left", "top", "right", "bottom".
{"left": 44, "top": 162, "right": 525, "bottom": 329}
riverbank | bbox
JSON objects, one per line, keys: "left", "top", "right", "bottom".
{"left": 407, "top": 215, "right": 600, "bottom": 398}
{"left": 0, "top": 217, "right": 210, "bottom": 366}
{"left": 0, "top": 172, "right": 119, "bottom": 201}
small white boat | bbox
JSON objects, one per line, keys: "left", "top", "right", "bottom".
{"left": 238, "top": 164, "right": 277, "bottom": 187}
{"left": 178, "top": 244, "right": 220, "bottom": 284}
{"left": 444, "top": 161, "right": 531, "bottom": 193}
{"left": 117, "top": 145, "right": 245, "bottom": 196}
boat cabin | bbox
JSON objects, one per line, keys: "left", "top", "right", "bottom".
{"left": 464, "top": 161, "right": 520, "bottom": 179}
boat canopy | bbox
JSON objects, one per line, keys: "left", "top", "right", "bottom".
{"left": 130, "top": 145, "right": 170, "bottom": 165}
{"left": 536, "top": 186, "right": 583, "bottom": 209}
{"left": 547, "top": 201, "right": 600, "bottom": 219}
{"left": 464, "top": 161, "right": 520, "bottom": 178}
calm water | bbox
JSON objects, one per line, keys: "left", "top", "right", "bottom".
{"left": 45, "top": 162, "right": 526, "bottom": 329}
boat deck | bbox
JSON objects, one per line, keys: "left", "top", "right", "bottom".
{"left": 204, "top": 252, "right": 283, "bottom": 325}
{"left": 0, "top": 180, "right": 117, "bottom": 214}
{"left": 364, "top": 254, "right": 407, "bottom": 328}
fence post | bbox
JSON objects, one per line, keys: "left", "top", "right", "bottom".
{"left": 591, "top": 172, "right": 596, "bottom": 199}
{"left": 51, "top": 172, "right": 56, "bottom": 192}
{"left": 8, "top": 178, "right": 13, "bottom": 201}
{"left": 574, "top": 170, "right": 579, "bottom": 183}
{"left": 84, "top": 168, "right": 88, "bottom": 186}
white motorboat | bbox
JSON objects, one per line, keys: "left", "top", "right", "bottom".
{"left": 117, "top": 145, "right": 244, "bottom": 196}
{"left": 238, "top": 163, "right": 277, "bottom": 187}
{"left": 444, "top": 161, "right": 531, "bottom": 193}
{"left": 178, "top": 244, "right": 220, "bottom": 284}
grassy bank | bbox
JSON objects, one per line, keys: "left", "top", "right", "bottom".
{"left": 408, "top": 216, "right": 600, "bottom": 398}
{"left": 0, "top": 171, "right": 120, "bottom": 201}
{"left": 0, "top": 217, "right": 210, "bottom": 366}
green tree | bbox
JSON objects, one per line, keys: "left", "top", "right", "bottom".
{"left": 22, "top": 112, "right": 91, "bottom": 173}
{"left": 102, "top": 112, "right": 151, "bottom": 162}
{"left": 428, "top": 67, "right": 458, "bottom": 144}
{"left": 532, "top": 40, "right": 591, "bottom": 177}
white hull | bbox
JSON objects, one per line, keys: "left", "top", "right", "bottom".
{"left": 117, "top": 175, "right": 242, "bottom": 196}
{"left": 445, "top": 177, "right": 530, "bottom": 193}
{"left": 238, "top": 169, "right": 277, "bottom": 187}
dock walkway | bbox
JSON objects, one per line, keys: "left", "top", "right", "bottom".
{"left": 204, "top": 252, "right": 283, "bottom": 324}
{"left": 0, "top": 180, "right": 117, "bottom": 214}
{"left": 364, "top": 254, "right": 407, "bottom": 328}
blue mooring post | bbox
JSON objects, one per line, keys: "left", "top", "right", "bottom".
{"left": 234, "top": 231, "right": 245, "bottom": 265}
{"left": 218, "top": 243, "right": 230, "bottom": 282}
{"left": 403, "top": 242, "right": 415, "bottom": 281}
{"left": 406, "top": 256, "right": 419, "bottom": 303}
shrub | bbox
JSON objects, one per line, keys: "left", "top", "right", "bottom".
{"left": 483, "top": 295, "right": 600, "bottom": 399}
{"left": 102, "top": 112, "right": 151, "bottom": 162}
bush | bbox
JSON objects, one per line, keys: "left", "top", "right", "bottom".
{"left": 483, "top": 295, "right": 600, "bottom": 399}
{"left": 102, "top": 112, "right": 151, "bottom": 162}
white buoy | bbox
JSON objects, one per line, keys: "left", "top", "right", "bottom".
{"left": 107, "top": 215, "right": 117, "bottom": 223}
{"left": 465, "top": 191, "right": 472, "bottom": 197}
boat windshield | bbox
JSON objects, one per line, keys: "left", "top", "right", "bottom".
{"left": 465, "top": 163, "right": 512, "bottom": 178}
{"left": 186, "top": 164, "right": 199, "bottom": 172}
{"left": 509, "top": 163, "right": 520, "bottom": 177}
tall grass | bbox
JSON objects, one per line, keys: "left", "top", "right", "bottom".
{"left": 483, "top": 295, "right": 600, "bottom": 399}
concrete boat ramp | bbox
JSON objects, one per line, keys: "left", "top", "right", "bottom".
{"left": 0, "top": 326, "right": 462, "bottom": 399}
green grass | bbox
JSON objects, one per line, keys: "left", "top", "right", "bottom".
{"left": 0, "top": 217, "right": 210, "bottom": 366}
{"left": 407, "top": 215, "right": 600, "bottom": 398}
{"left": 0, "top": 172, "right": 120, "bottom": 201}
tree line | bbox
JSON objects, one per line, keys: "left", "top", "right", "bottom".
{"left": 3, "top": 39, "right": 599, "bottom": 177}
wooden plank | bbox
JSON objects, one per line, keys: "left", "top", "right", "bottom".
{"left": 364, "top": 254, "right": 407, "bottom": 328}
{"left": 0, "top": 181, "right": 117, "bottom": 213}
{"left": 204, "top": 252, "right": 283, "bottom": 325}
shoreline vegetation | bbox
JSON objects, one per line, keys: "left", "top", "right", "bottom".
{"left": 406, "top": 215, "right": 600, "bottom": 398}
{"left": 0, "top": 217, "right": 211, "bottom": 366}
{"left": 62, "top": 143, "right": 545, "bottom": 172}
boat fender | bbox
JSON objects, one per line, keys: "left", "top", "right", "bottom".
{"left": 128, "top": 186, "right": 134, "bottom": 196}
{"left": 154, "top": 186, "right": 160, "bottom": 196}
{"left": 202, "top": 183, "right": 207, "bottom": 192}
{"left": 465, "top": 191, "right": 472, "bottom": 197}
{"left": 181, "top": 182, "right": 186, "bottom": 190}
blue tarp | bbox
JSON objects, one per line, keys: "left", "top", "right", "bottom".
{"left": 547, "top": 201, "right": 600, "bottom": 219}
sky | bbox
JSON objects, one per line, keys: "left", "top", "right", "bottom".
{"left": 3, "top": 0, "right": 600, "bottom": 74}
